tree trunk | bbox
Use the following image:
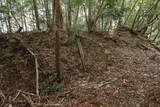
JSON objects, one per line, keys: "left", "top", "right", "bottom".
{"left": 50, "top": 0, "right": 63, "bottom": 32}
{"left": 118, "top": 0, "right": 125, "bottom": 27}
{"left": 131, "top": 0, "right": 143, "bottom": 30}
{"left": 124, "top": 0, "right": 138, "bottom": 25}
{"left": 87, "top": 19, "right": 97, "bottom": 32}
{"left": 139, "top": 0, "right": 160, "bottom": 34}
{"left": 24, "top": 15, "right": 28, "bottom": 31}
{"left": 52, "top": 0, "right": 63, "bottom": 82}
{"left": 44, "top": 0, "right": 51, "bottom": 29}
{"left": 6, "top": 0, "right": 12, "bottom": 33}
{"left": 153, "top": 30, "right": 160, "bottom": 41}
{"left": 87, "top": 0, "right": 97, "bottom": 32}
{"left": 67, "top": 0, "right": 72, "bottom": 36}
{"left": 32, "top": 0, "right": 40, "bottom": 30}
{"left": 74, "top": 6, "right": 79, "bottom": 24}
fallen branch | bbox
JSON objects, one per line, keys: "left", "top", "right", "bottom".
{"left": 77, "top": 39, "right": 86, "bottom": 72}
{"left": 12, "top": 91, "right": 21, "bottom": 101}
{"left": 34, "top": 103, "right": 63, "bottom": 106}
{"left": 18, "top": 90, "right": 38, "bottom": 97}
{"left": 25, "top": 48, "right": 39, "bottom": 96}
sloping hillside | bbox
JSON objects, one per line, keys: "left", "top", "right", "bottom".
{"left": 0, "top": 29, "right": 160, "bottom": 107}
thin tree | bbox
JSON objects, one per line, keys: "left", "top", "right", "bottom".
{"left": 67, "top": 0, "right": 72, "bottom": 36}
{"left": 44, "top": 0, "right": 51, "bottom": 29}
{"left": 32, "top": 0, "right": 41, "bottom": 30}
{"left": 52, "top": 0, "right": 63, "bottom": 81}
{"left": 6, "top": 0, "right": 12, "bottom": 33}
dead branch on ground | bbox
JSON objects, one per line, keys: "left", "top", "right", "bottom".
{"left": 77, "top": 39, "right": 86, "bottom": 72}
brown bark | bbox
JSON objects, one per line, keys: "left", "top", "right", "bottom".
{"left": 32, "top": 0, "right": 40, "bottom": 30}
{"left": 118, "top": 0, "right": 125, "bottom": 27}
{"left": 86, "top": 0, "right": 108, "bottom": 32}
{"left": 74, "top": 6, "right": 79, "bottom": 24}
{"left": 44, "top": 0, "right": 51, "bottom": 29}
{"left": 50, "top": 0, "right": 63, "bottom": 32}
{"left": 67, "top": 0, "right": 72, "bottom": 36}
{"left": 53, "top": 0, "right": 63, "bottom": 30}
{"left": 6, "top": 0, "right": 12, "bottom": 33}
{"left": 52, "top": 0, "right": 63, "bottom": 81}
{"left": 87, "top": 19, "right": 97, "bottom": 32}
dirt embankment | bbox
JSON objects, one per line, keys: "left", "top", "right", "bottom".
{"left": 0, "top": 29, "right": 160, "bottom": 107}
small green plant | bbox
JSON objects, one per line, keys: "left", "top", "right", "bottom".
{"left": 67, "top": 37, "right": 77, "bottom": 45}
{"left": 47, "top": 72, "right": 60, "bottom": 92}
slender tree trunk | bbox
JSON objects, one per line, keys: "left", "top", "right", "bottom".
{"left": 87, "top": 0, "right": 97, "bottom": 32}
{"left": 153, "top": 30, "right": 160, "bottom": 41}
{"left": 67, "top": 0, "right": 72, "bottom": 36}
{"left": 21, "top": 15, "right": 24, "bottom": 31}
{"left": 8, "top": 0, "right": 21, "bottom": 29}
{"left": 31, "top": 9, "right": 36, "bottom": 30}
{"left": 124, "top": 0, "right": 138, "bottom": 25}
{"left": 118, "top": 0, "right": 125, "bottom": 27}
{"left": 52, "top": 0, "right": 63, "bottom": 81}
{"left": 54, "top": 0, "right": 63, "bottom": 29}
{"left": 87, "top": 0, "right": 107, "bottom": 32}
{"left": 131, "top": 0, "right": 143, "bottom": 30}
{"left": 5, "top": 18, "right": 9, "bottom": 32}
{"left": 1, "top": 20, "right": 4, "bottom": 32}
{"left": 83, "top": 5, "right": 88, "bottom": 28}
{"left": 139, "top": 0, "right": 160, "bottom": 34}
{"left": 44, "top": 0, "right": 51, "bottom": 29}
{"left": 50, "top": 0, "right": 63, "bottom": 32}
{"left": 0, "top": 21, "right": 2, "bottom": 33}
{"left": 23, "top": 14, "right": 28, "bottom": 31}
{"left": 6, "top": 0, "right": 12, "bottom": 33}
{"left": 52, "top": 0, "right": 55, "bottom": 27}
{"left": 108, "top": 19, "right": 112, "bottom": 32}
{"left": 74, "top": 6, "right": 79, "bottom": 24}
{"left": 32, "top": 0, "right": 41, "bottom": 30}
{"left": 101, "top": 16, "right": 104, "bottom": 30}
{"left": 87, "top": 0, "right": 96, "bottom": 32}
{"left": 0, "top": 2, "right": 2, "bottom": 32}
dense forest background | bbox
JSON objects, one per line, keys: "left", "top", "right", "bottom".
{"left": 0, "top": 0, "right": 160, "bottom": 43}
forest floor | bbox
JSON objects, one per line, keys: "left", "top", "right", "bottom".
{"left": 0, "top": 29, "right": 160, "bottom": 107}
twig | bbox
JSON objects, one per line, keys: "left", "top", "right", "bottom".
{"left": 12, "top": 91, "right": 21, "bottom": 101}
{"left": 97, "top": 79, "right": 119, "bottom": 89}
{"left": 0, "top": 90, "right": 5, "bottom": 106}
{"left": 18, "top": 90, "right": 38, "bottom": 97}
{"left": 21, "top": 94, "right": 35, "bottom": 107}
{"left": 35, "top": 103, "right": 63, "bottom": 106}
